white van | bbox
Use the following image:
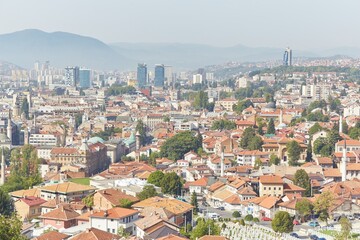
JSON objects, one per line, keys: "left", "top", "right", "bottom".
{"left": 207, "top": 212, "right": 220, "bottom": 219}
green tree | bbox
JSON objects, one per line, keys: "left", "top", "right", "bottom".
{"left": 239, "top": 219, "right": 245, "bottom": 226}
{"left": 254, "top": 158, "right": 263, "bottom": 170}
{"left": 160, "top": 131, "right": 201, "bottom": 160}
{"left": 0, "top": 188, "right": 14, "bottom": 216}
{"left": 211, "top": 119, "right": 236, "bottom": 131}
{"left": 253, "top": 217, "right": 260, "bottom": 223}
{"left": 193, "top": 91, "right": 209, "bottom": 110}
{"left": 244, "top": 214, "right": 253, "bottom": 222}
{"left": 147, "top": 170, "right": 164, "bottom": 187}
{"left": 295, "top": 199, "right": 314, "bottom": 222}
{"left": 271, "top": 211, "right": 294, "bottom": 233}
{"left": 190, "top": 191, "right": 198, "bottom": 214}
{"left": 342, "top": 121, "right": 349, "bottom": 134}
{"left": 269, "top": 154, "right": 280, "bottom": 166}
{"left": 161, "top": 172, "right": 183, "bottom": 195}
{"left": 240, "top": 127, "right": 256, "bottom": 149}
{"left": 267, "top": 118, "right": 275, "bottom": 134}
{"left": 233, "top": 99, "right": 254, "bottom": 114}
{"left": 2, "top": 145, "right": 42, "bottom": 193}
{"left": 0, "top": 214, "right": 26, "bottom": 240}
{"left": 286, "top": 140, "right": 301, "bottom": 166}
{"left": 306, "top": 143, "right": 313, "bottom": 162}
{"left": 136, "top": 120, "right": 147, "bottom": 146}
{"left": 117, "top": 226, "right": 130, "bottom": 238}
{"left": 349, "top": 127, "right": 360, "bottom": 140}
{"left": 232, "top": 211, "right": 241, "bottom": 218}
{"left": 314, "top": 191, "right": 334, "bottom": 225}
{"left": 81, "top": 195, "right": 94, "bottom": 209}
{"left": 337, "top": 217, "right": 352, "bottom": 240}
{"left": 190, "top": 218, "right": 220, "bottom": 240}
{"left": 137, "top": 185, "right": 158, "bottom": 200}
{"left": 309, "top": 122, "right": 323, "bottom": 135}
{"left": 248, "top": 136, "right": 263, "bottom": 150}
{"left": 119, "top": 199, "right": 134, "bottom": 209}
{"left": 294, "top": 169, "right": 311, "bottom": 197}
{"left": 21, "top": 98, "right": 30, "bottom": 119}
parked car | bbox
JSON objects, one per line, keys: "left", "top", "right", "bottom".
{"left": 290, "top": 232, "right": 299, "bottom": 238}
{"left": 261, "top": 217, "right": 272, "bottom": 221}
{"left": 207, "top": 212, "right": 220, "bottom": 220}
{"left": 309, "top": 221, "right": 320, "bottom": 227}
{"left": 293, "top": 219, "right": 300, "bottom": 225}
{"left": 318, "top": 238, "right": 327, "bottom": 240}
{"left": 309, "top": 235, "right": 318, "bottom": 240}
{"left": 347, "top": 215, "right": 355, "bottom": 220}
{"left": 217, "top": 206, "right": 225, "bottom": 211}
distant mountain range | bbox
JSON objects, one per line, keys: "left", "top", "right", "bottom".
{"left": 0, "top": 29, "right": 360, "bottom": 70}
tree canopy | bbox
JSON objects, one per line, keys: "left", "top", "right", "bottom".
{"left": 1, "top": 145, "right": 42, "bottom": 193}
{"left": 240, "top": 127, "right": 263, "bottom": 150}
{"left": 137, "top": 185, "right": 158, "bottom": 201}
{"left": 295, "top": 198, "right": 314, "bottom": 222}
{"left": 286, "top": 140, "right": 301, "bottom": 166}
{"left": 0, "top": 214, "right": 26, "bottom": 240}
{"left": 271, "top": 211, "right": 294, "bottom": 233}
{"left": 160, "top": 172, "right": 183, "bottom": 195}
{"left": 267, "top": 118, "right": 275, "bottom": 134}
{"left": 211, "top": 119, "right": 236, "bottom": 131}
{"left": 160, "top": 131, "right": 202, "bottom": 160}
{"left": 190, "top": 218, "right": 220, "bottom": 240}
{"left": 106, "top": 84, "right": 136, "bottom": 96}
{"left": 147, "top": 170, "right": 164, "bottom": 187}
{"left": 294, "top": 169, "right": 311, "bottom": 197}
{"left": 314, "top": 191, "right": 334, "bottom": 224}
{"left": 0, "top": 188, "right": 14, "bottom": 216}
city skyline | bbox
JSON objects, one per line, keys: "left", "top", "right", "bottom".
{"left": 0, "top": 0, "right": 360, "bottom": 50}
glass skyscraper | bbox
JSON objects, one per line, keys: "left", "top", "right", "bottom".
{"left": 79, "top": 68, "right": 91, "bottom": 89}
{"left": 154, "top": 64, "right": 165, "bottom": 87}
{"left": 137, "top": 63, "right": 147, "bottom": 88}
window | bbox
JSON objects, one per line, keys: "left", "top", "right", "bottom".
{"left": 264, "top": 187, "right": 266, "bottom": 190}
{"left": 268, "top": 187, "right": 271, "bottom": 190}
{"left": 107, "top": 228, "right": 110, "bottom": 232}
{"left": 32, "top": 209, "right": 35, "bottom": 214}
{"left": 279, "top": 187, "right": 281, "bottom": 190}
{"left": 112, "top": 229, "right": 115, "bottom": 233}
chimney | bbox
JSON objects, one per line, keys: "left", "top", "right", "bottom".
{"left": 104, "top": 210, "right": 108, "bottom": 217}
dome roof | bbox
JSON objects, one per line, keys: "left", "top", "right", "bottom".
{"left": 265, "top": 101, "right": 276, "bottom": 109}
{"left": 88, "top": 136, "right": 105, "bottom": 144}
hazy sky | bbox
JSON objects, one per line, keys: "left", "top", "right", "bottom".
{"left": 0, "top": 0, "right": 359, "bottom": 50}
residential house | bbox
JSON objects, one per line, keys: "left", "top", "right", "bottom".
{"left": 40, "top": 182, "right": 96, "bottom": 202}
{"left": 259, "top": 175, "right": 283, "bottom": 197}
{"left": 132, "top": 197, "right": 193, "bottom": 226}
{"left": 14, "top": 197, "right": 47, "bottom": 221}
{"left": 236, "top": 150, "right": 269, "bottom": 166}
{"left": 134, "top": 215, "right": 180, "bottom": 239}
{"left": 69, "top": 227, "right": 120, "bottom": 240}
{"left": 31, "top": 231, "right": 70, "bottom": 240}
{"left": 38, "top": 205, "right": 80, "bottom": 229}
{"left": 90, "top": 207, "right": 139, "bottom": 235}
{"left": 93, "top": 188, "right": 139, "bottom": 210}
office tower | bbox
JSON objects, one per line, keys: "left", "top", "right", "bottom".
{"left": 154, "top": 64, "right": 165, "bottom": 87}
{"left": 164, "top": 65, "right": 173, "bottom": 86}
{"left": 65, "top": 66, "right": 80, "bottom": 86}
{"left": 137, "top": 63, "right": 147, "bottom": 88}
{"left": 283, "top": 47, "right": 292, "bottom": 66}
{"left": 197, "top": 68, "right": 206, "bottom": 82}
{"left": 79, "top": 68, "right": 91, "bottom": 89}
{"left": 192, "top": 74, "right": 203, "bottom": 84}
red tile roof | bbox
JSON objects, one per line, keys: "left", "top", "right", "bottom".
{"left": 90, "top": 207, "right": 138, "bottom": 219}
{"left": 20, "top": 196, "right": 46, "bottom": 207}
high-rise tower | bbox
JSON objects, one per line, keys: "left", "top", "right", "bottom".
{"left": 283, "top": 47, "right": 292, "bottom": 66}
{"left": 154, "top": 64, "right": 165, "bottom": 87}
{"left": 137, "top": 64, "right": 147, "bottom": 88}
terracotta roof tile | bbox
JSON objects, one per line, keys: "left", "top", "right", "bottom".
{"left": 32, "top": 231, "right": 69, "bottom": 240}
{"left": 69, "top": 227, "right": 120, "bottom": 240}
{"left": 90, "top": 207, "right": 138, "bottom": 219}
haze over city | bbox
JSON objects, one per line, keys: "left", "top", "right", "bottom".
{"left": 0, "top": 0, "right": 360, "bottom": 50}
